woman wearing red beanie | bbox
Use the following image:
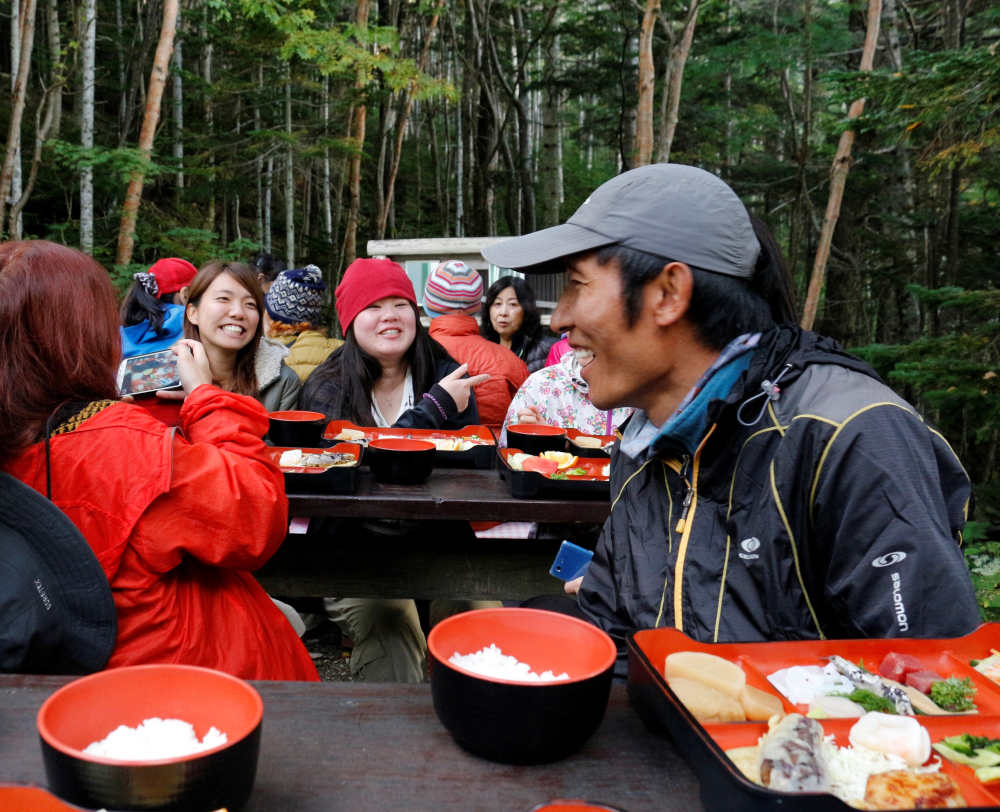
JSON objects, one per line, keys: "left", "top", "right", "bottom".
{"left": 120, "top": 257, "right": 199, "bottom": 359}
{"left": 301, "top": 258, "right": 499, "bottom": 683}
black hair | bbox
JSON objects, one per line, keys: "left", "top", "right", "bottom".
{"left": 302, "top": 302, "right": 453, "bottom": 425}
{"left": 250, "top": 252, "right": 286, "bottom": 284}
{"left": 597, "top": 214, "right": 796, "bottom": 351}
{"left": 479, "top": 275, "right": 543, "bottom": 353}
{"left": 120, "top": 281, "right": 169, "bottom": 334}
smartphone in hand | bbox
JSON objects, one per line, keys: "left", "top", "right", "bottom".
{"left": 550, "top": 540, "right": 594, "bottom": 581}
{"left": 117, "top": 349, "right": 182, "bottom": 397}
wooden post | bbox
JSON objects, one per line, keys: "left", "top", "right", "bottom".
{"left": 115, "top": 0, "right": 180, "bottom": 266}
{"left": 800, "top": 0, "right": 882, "bottom": 331}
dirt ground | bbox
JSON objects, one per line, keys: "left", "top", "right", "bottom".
{"left": 301, "top": 620, "right": 354, "bottom": 681}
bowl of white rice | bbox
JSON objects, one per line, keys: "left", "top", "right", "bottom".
{"left": 36, "top": 664, "right": 263, "bottom": 811}
{"left": 427, "top": 608, "right": 617, "bottom": 764}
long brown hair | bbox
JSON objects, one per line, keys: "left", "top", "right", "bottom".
{"left": 183, "top": 261, "right": 263, "bottom": 398}
{"left": 0, "top": 240, "right": 121, "bottom": 464}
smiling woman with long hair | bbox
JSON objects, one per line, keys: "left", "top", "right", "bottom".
{"left": 0, "top": 240, "right": 318, "bottom": 681}
{"left": 182, "top": 260, "right": 301, "bottom": 411}
{"left": 479, "top": 276, "right": 556, "bottom": 372}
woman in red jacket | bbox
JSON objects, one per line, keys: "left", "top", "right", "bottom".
{"left": 0, "top": 240, "right": 318, "bottom": 681}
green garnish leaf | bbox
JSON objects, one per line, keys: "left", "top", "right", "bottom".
{"left": 833, "top": 689, "right": 896, "bottom": 714}
{"left": 930, "top": 677, "right": 978, "bottom": 712}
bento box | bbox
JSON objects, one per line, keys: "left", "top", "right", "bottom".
{"left": 497, "top": 447, "right": 611, "bottom": 499}
{"left": 268, "top": 443, "right": 363, "bottom": 494}
{"left": 566, "top": 429, "right": 617, "bottom": 458}
{"left": 627, "top": 625, "right": 1000, "bottom": 811}
{"left": 323, "top": 420, "right": 496, "bottom": 469}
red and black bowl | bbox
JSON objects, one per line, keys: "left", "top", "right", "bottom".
{"left": 526, "top": 804, "right": 631, "bottom": 812}
{"left": 367, "top": 438, "right": 436, "bottom": 484}
{"left": 36, "top": 664, "right": 263, "bottom": 811}
{"left": 506, "top": 425, "right": 568, "bottom": 456}
{"left": 427, "top": 608, "right": 617, "bottom": 765}
{"left": 268, "top": 410, "right": 327, "bottom": 447}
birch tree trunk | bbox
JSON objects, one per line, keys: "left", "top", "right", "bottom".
{"left": 116, "top": 0, "right": 180, "bottom": 266}
{"left": 801, "top": 0, "right": 882, "bottom": 330}
{"left": 377, "top": 0, "right": 445, "bottom": 238}
{"left": 172, "top": 6, "right": 184, "bottom": 189}
{"left": 80, "top": 0, "right": 96, "bottom": 253}
{"left": 540, "top": 29, "right": 563, "bottom": 228}
{"left": 322, "top": 74, "right": 333, "bottom": 245}
{"left": 343, "top": 0, "right": 371, "bottom": 268}
{"left": 7, "top": 0, "right": 25, "bottom": 238}
{"left": 255, "top": 64, "right": 264, "bottom": 245}
{"left": 1, "top": 0, "right": 38, "bottom": 238}
{"left": 656, "top": 0, "right": 700, "bottom": 164}
{"left": 201, "top": 19, "right": 214, "bottom": 232}
{"left": 47, "top": 0, "right": 62, "bottom": 138}
{"left": 284, "top": 63, "right": 295, "bottom": 268}
{"left": 635, "top": 0, "right": 660, "bottom": 167}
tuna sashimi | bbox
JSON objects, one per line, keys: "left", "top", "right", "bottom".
{"left": 905, "top": 669, "right": 944, "bottom": 695}
{"left": 878, "top": 652, "right": 924, "bottom": 683}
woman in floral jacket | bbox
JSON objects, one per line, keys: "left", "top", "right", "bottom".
{"left": 500, "top": 350, "right": 632, "bottom": 446}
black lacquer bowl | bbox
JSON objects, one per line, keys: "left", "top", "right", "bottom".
{"left": 366, "top": 438, "right": 436, "bottom": 484}
{"left": 427, "top": 608, "right": 616, "bottom": 765}
{"left": 506, "top": 424, "right": 568, "bottom": 456}
{"left": 37, "top": 664, "right": 263, "bottom": 811}
{"left": 268, "top": 410, "right": 327, "bottom": 447}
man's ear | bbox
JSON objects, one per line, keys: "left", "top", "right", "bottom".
{"left": 647, "top": 261, "right": 693, "bottom": 328}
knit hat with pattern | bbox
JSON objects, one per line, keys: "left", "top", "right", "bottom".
{"left": 422, "top": 260, "right": 484, "bottom": 317}
{"left": 265, "top": 265, "right": 326, "bottom": 326}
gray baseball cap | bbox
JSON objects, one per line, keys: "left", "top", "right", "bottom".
{"left": 482, "top": 164, "right": 760, "bottom": 278}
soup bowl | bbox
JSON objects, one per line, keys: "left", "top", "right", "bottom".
{"left": 506, "top": 425, "right": 568, "bottom": 456}
{"left": 367, "top": 438, "right": 436, "bottom": 484}
{"left": 268, "top": 410, "right": 327, "bottom": 447}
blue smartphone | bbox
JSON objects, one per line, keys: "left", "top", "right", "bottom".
{"left": 550, "top": 541, "right": 594, "bottom": 581}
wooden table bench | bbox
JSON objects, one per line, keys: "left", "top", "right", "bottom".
{"left": 0, "top": 676, "right": 704, "bottom": 812}
{"left": 254, "top": 467, "right": 611, "bottom": 601}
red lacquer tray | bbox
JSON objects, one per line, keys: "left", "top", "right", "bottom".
{"left": 627, "top": 624, "right": 1000, "bottom": 811}
{"left": 267, "top": 443, "right": 362, "bottom": 494}
{"left": 566, "top": 429, "right": 617, "bottom": 458}
{"left": 322, "top": 420, "right": 496, "bottom": 469}
{"left": 497, "top": 447, "right": 610, "bottom": 499}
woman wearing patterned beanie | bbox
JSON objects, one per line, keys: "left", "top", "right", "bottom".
{"left": 424, "top": 261, "right": 529, "bottom": 431}
{"left": 265, "top": 266, "right": 343, "bottom": 383}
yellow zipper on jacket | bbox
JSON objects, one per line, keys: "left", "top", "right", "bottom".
{"left": 672, "top": 424, "right": 716, "bottom": 633}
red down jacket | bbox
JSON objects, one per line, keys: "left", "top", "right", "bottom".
{"left": 2, "top": 385, "right": 319, "bottom": 681}
{"left": 428, "top": 314, "right": 529, "bottom": 431}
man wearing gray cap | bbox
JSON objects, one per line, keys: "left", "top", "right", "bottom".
{"left": 485, "top": 164, "right": 979, "bottom": 660}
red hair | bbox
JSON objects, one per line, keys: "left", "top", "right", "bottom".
{"left": 0, "top": 240, "right": 121, "bottom": 464}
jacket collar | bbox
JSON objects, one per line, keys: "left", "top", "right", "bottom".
{"left": 256, "top": 337, "right": 290, "bottom": 389}
{"left": 428, "top": 313, "right": 479, "bottom": 338}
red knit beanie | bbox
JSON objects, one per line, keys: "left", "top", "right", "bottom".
{"left": 336, "top": 258, "right": 417, "bottom": 332}
{"left": 148, "top": 257, "right": 198, "bottom": 295}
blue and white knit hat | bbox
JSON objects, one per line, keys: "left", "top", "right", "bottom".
{"left": 423, "top": 260, "right": 484, "bottom": 317}
{"left": 265, "top": 265, "right": 326, "bottom": 325}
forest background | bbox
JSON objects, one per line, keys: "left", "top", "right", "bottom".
{"left": 2, "top": 0, "right": 999, "bottom": 613}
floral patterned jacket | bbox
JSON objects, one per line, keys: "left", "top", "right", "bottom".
{"left": 500, "top": 352, "right": 633, "bottom": 446}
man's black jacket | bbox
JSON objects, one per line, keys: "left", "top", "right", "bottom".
{"left": 579, "top": 326, "right": 981, "bottom": 655}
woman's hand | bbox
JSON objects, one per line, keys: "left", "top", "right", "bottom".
{"left": 437, "top": 364, "right": 490, "bottom": 414}
{"left": 171, "top": 339, "right": 214, "bottom": 396}
{"left": 515, "top": 405, "right": 544, "bottom": 425}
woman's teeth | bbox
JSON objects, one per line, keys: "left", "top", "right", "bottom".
{"left": 380, "top": 329, "right": 401, "bottom": 336}
{"left": 574, "top": 348, "right": 595, "bottom": 367}
{"left": 221, "top": 325, "right": 244, "bottom": 335}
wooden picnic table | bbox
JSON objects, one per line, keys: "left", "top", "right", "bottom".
{"left": 254, "top": 466, "right": 611, "bottom": 601}
{"left": 0, "top": 675, "right": 703, "bottom": 812}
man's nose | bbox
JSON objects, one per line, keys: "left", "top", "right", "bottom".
{"left": 550, "top": 294, "right": 572, "bottom": 334}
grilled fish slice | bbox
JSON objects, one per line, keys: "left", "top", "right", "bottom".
{"left": 864, "top": 770, "right": 966, "bottom": 809}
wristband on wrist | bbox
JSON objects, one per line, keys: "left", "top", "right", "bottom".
{"left": 423, "top": 392, "right": 448, "bottom": 421}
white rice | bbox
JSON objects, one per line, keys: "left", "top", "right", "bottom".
{"left": 449, "top": 644, "right": 570, "bottom": 682}
{"left": 83, "top": 718, "right": 227, "bottom": 761}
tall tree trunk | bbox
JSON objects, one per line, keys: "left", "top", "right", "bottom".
{"left": 115, "top": 0, "right": 126, "bottom": 135}
{"left": 378, "top": 0, "right": 445, "bottom": 239}
{"left": 454, "top": 50, "right": 464, "bottom": 237}
{"left": 801, "top": 0, "right": 882, "bottom": 330}
{"left": 47, "top": 0, "right": 62, "bottom": 138}
{"left": 656, "top": 0, "right": 700, "bottom": 164}
{"left": 201, "top": 19, "right": 214, "bottom": 232}
{"left": 255, "top": 64, "right": 264, "bottom": 245}
{"left": 322, "top": 74, "right": 333, "bottom": 246}
{"left": 1, "top": 0, "right": 39, "bottom": 237}
{"left": 343, "top": 0, "right": 371, "bottom": 267}
{"left": 80, "top": 0, "right": 96, "bottom": 253}
{"left": 265, "top": 154, "right": 274, "bottom": 253}
{"left": 115, "top": 0, "right": 180, "bottom": 266}
{"left": 635, "top": 0, "right": 660, "bottom": 167}
{"left": 172, "top": 5, "right": 184, "bottom": 189}
{"left": 5, "top": 0, "right": 27, "bottom": 238}
{"left": 10, "top": 81, "right": 58, "bottom": 227}
{"left": 540, "top": 28, "right": 562, "bottom": 227}
{"left": 284, "top": 63, "right": 295, "bottom": 268}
